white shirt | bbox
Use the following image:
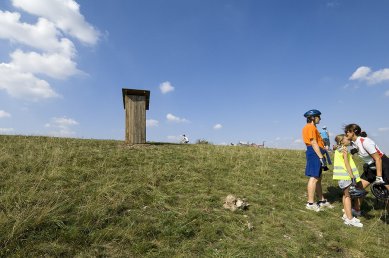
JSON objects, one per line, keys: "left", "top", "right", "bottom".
{"left": 352, "top": 136, "right": 384, "bottom": 164}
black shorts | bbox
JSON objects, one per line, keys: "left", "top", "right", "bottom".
{"left": 360, "top": 155, "right": 389, "bottom": 184}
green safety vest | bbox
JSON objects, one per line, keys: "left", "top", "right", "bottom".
{"left": 333, "top": 149, "right": 361, "bottom": 181}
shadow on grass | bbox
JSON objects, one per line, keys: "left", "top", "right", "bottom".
{"left": 147, "top": 142, "right": 182, "bottom": 146}
{"left": 325, "top": 187, "right": 389, "bottom": 222}
{"left": 349, "top": 196, "right": 389, "bottom": 223}
{"left": 325, "top": 186, "right": 342, "bottom": 204}
{"left": 370, "top": 199, "right": 389, "bottom": 224}
{"left": 119, "top": 142, "right": 184, "bottom": 148}
{"left": 380, "top": 216, "right": 389, "bottom": 224}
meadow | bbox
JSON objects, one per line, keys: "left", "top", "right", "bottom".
{"left": 0, "top": 135, "right": 388, "bottom": 257}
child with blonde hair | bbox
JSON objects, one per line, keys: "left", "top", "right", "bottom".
{"left": 333, "top": 134, "right": 363, "bottom": 227}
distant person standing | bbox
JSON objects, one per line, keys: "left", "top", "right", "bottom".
{"left": 302, "top": 109, "right": 332, "bottom": 211}
{"left": 181, "top": 134, "right": 189, "bottom": 144}
{"left": 320, "top": 126, "right": 330, "bottom": 150}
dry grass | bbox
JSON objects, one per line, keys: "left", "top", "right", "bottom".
{"left": 0, "top": 135, "right": 388, "bottom": 257}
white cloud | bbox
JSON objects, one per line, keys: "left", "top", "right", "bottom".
{"left": 0, "top": 110, "right": 11, "bottom": 118}
{"left": 378, "top": 127, "right": 389, "bottom": 132}
{"left": 0, "top": 63, "right": 59, "bottom": 99}
{"left": 46, "top": 116, "right": 78, "bottom": 128}
{"left": 146, "top": 119, "right": 159, "bottom": 127}
{"left": 0, "top": 128, "right": 14, "bottom": 133}
{"left": 0, "top": 11, "right": 75, "bottom": 55}
{"left": 0, "top": 1, "right": 99, "bottom": 100}
{"left": 349, "top": 66, "right": 371, "bottom": 81}
{"left": 10, "top": 50, "right": 81, "bottom": 79}
{"left": 159, "top": 81, "right": 175, "bottom": 94}
{"left": 166, "top": 113, "right": 189, "bottom": 123}
{"left": 213, "top": 124, "right": 222, "bottom": 130}
{"left": 350, "top": 66, "right": 389, "bottom": 85}
{"left": 12, "top": 0, "right": 100, "bottom": 45}
{"left": 167, "top": 135, "right": 181, "bottom": 142}
{"left": 45, "top": 116, "right": 78, "bottom": 137}
{"left": 294, "top": 139, "right": 302, "bottom": 143}
{"left": 385, "top": 90, "right": 389, "bottom": 97}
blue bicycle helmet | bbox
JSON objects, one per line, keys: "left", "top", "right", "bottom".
{"left": 349, "top": 186, "right": 368, "bottom": 198}
{"left": 303, "top": 109, "right": 321, "bottom": 118}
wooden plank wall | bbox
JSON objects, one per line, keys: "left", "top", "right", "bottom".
{"left": 125, "top": 95, "right": 146, "bottom": 144}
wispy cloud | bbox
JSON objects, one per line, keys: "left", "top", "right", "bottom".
{"left": 0, "top": 0, "right": 99, "bottom": 100}
{"left": 350, "top": 66, "right": 389, "bottom": 85}
{"left": 166, "top": 113, "right": 189, "bottom": 123}
{"left": 146, "top": 119, "right": 159, "bottom": 127}
{"left": 213, "top": 124, "right": 222, "bottom": 130}
{"left": 167, "top": 135, "right": 181, "bottom": 142}
{"left": 159, "top": 81, "right": 175, "bottom": 94}
{"left": 326, "top": 1, "right": 340, "bottom": 8}
{"left": 45, "top": 116, "right": 79, "bottom": 137}
{"left": 0, "top": 128, "right": 14, "bottom": 133}
{"left": 0, "top": 110, "right": 11, "bottom": 118}
{"left": 385, "top": 90, "right": 389, "bottom": 97}
{"left": 378, "top": 127, "right": 389, "bottom": 132}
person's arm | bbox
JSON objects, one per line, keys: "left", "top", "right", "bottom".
{"left": 342, "top": 148, "right": 354, "bottom": 179}
{"left": 361, "top": 139, "right": 383, "bottom": 181}
{"left": 310, "top": 138, "right": 324, "bottom": 159}
{"left": 371, "top": 152, "right": 383, "bottom": 177}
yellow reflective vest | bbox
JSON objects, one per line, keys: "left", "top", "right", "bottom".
{"left": 333, "top": 148, "right": 361, "bottom": 181}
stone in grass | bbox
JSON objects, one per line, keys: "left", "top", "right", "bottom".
{"left": 223, "top": 194, "right": 250, "bottom": 211}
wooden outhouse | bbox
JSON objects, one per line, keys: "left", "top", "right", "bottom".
{"left": 122, "top": 88, "right": 150, "bottom": 144}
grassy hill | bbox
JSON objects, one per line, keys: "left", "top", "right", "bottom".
{"left": 0, "top": 135, "right": 388, "bottom": 257}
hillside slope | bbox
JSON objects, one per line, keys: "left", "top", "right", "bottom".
{"left": 0, "top": 135, "right": 388, "bottom": 257}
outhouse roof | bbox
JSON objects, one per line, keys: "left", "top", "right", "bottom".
{"left": 122, "top": 88, "right": 150, "bottom": 110}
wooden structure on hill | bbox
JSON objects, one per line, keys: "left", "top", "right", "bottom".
{"left": 122, "top": 88, "right": 150, "bottom": 144}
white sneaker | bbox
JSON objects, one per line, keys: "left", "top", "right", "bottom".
{"left": 342, "top": 208, "right": 361, "bottom": 217}
{"left": 306, "top": 203, "right": 320, "bottom": 212}
{"left": 344, "top": 217, "right": 363, "bottom": 227}
{"left": 342, "top": 214, "right": 360, "bottom": 223}
{"left": 317, "top": 199, "right": 334, "bottom": 209}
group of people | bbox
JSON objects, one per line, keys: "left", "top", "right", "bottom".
{"left": 302, "top": 109, "right": 389, "bottom": 228}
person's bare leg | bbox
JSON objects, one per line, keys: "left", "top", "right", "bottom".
{"left": 343, "top": 187, "right": 352, "bottom": 219}
{"left": 307, "top": 177, "right": 319, "bottom": 203}
{"left": 315, "top": 177, "right": 324, "bottom": 201}
{"left": 354, "top": 179, "right": 370, "bottom": 211}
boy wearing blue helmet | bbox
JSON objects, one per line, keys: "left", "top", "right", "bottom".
{"left": 302, "top": 109, "right": 332, "bottom": 211}
{"left": 320, "top": 126, "right": 331, "bottom": 150}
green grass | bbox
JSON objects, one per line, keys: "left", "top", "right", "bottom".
{"left": 0, "top": 135, "right": 388, "bottom": 257}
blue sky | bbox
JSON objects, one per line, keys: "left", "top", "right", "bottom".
{"left": 0, "top": 0, "right": 389, "bottom": 151}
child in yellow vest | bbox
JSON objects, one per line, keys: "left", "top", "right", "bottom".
{"left": 333, "top": 134, "right": 363, "bottom": 227}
